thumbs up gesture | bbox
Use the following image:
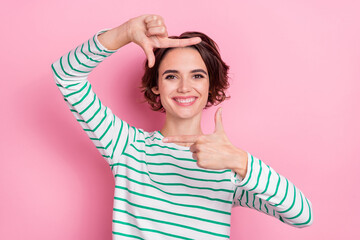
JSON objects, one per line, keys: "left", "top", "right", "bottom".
{"left": 163, "top": 108, "right": 248, "bottom": 178}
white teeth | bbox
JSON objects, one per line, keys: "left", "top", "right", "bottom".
{"left": 174, "top": 97, "right": 195, "bottom": 103}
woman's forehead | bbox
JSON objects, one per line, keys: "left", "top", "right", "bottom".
{"left": 158, "top": 47, "right": 208, "bottom": 73}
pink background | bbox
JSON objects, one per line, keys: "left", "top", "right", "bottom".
{"left": 1, "top": 0, "right": 359, "bottom": 239}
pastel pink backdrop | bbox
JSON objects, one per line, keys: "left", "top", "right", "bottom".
{"left": 1, "top": 0, "right": 359, "bottom": 239}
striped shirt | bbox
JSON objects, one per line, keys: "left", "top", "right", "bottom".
{"left": 51, "top": 30, "right": 313, "bottom": 240}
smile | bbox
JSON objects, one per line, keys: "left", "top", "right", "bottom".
{"left": 172, "top": 96, "right": 198, "bottom": 106}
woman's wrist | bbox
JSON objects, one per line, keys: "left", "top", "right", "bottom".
{"left": 98, "top": 23, "right": 132, "bottom": 50}
{"left": 230, "top": 148, "right": 248, "bottom": 179}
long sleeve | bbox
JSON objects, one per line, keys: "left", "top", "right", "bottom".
{"left": 51, "top": 31, "right": 138, "bottom": 166}
{"left": 231, "top": 152, "right": 313, "bottom": 228}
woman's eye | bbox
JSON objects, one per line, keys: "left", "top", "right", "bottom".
{"left": 165, "top": 75, "right": 176, "bottom": 80}
{"left": 193, "top": 74, "right": 204, "bottom": 79}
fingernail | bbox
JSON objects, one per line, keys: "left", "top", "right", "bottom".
{"left": 163, "top": 138, "right": 168, "bottom": 142}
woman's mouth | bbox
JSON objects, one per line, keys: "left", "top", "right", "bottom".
{"left": 172, "top": 96, "right": 198, "bottom": 106}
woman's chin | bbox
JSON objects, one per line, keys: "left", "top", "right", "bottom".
{"left": 169, "top": 109, "right": 202, "bottom": 120}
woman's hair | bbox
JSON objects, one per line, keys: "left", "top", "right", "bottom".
{"left": 141, "top": 31, "right": 230, "bottom": 112}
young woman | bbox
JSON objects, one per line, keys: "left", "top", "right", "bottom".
{"left": 52, "top": 14, "right": 312, "bottom": 240}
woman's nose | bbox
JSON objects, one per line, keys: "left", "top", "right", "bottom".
{"left": 177, "top": 78, "right": 191, "bottom": 93}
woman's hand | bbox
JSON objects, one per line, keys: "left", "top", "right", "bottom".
{"left": 126, "top": 14, "right": 201, "bottom": 68}
{"left": 98, "top": 14, "right": 201, "bottom": 68}
{"left": 162, "top": 108, "right": 249, "bottom": 178}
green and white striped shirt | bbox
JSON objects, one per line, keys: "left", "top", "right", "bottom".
{"left": 51, "top": 31, "right": 313, "bottom": 240}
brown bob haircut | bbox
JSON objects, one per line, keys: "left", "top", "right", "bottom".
{"left": 141, "top": 31, "right": 230, "bottom": 112}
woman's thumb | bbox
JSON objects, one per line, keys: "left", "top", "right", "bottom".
{"left": 143, "top": 45, "right": 155, "bottom": 68}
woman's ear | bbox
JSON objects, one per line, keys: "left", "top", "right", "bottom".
{"left": 151, "top": 86, "right": 160, "bottom": 95}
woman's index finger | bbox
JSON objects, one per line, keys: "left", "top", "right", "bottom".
{"left": 163, "top": 37, "right": 202, "bottom": 48}
{"left": 162, "top": 135, "right": 198, "bottom": 143}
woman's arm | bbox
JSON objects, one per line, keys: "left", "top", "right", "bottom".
{"left": 51, "top": 29, "right": 129, "bottom": 166}
{"left": 164, "top": 108, "right": 313, "bottom": 227}
{"left": 232, "top": 153, "right": 313, "bottom": 228}
{"left": 51, "top": 15, "right": 201, "bottom": 165}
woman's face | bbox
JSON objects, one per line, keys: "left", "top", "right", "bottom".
{"left": 152, "top": 47, "right": 209, "bottom": 119}
{"left": 152, "top": 47, "right": 209, "bottom": 120}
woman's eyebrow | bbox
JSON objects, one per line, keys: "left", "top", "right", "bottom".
{"left": 191, "top": 69, "right": 208, "bottom": 75}
{"left": 162, "top": 70, "right": 178, "bottom": 75}
{"left": 162, "top": 69, "right": 208, "bottom": 76}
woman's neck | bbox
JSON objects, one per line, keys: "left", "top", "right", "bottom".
{"left": 160, "top": 113, "right": 203, "bottom": 147}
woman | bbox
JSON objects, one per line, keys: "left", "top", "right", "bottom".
{"left": 52, "top": 14, "right": 313, "bottom": 239}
